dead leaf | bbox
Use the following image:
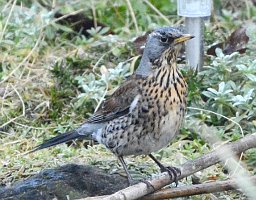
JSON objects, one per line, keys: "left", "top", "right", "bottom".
{"left": 133, "top": 31, "right": 151, "bottom": 55}
{"left": 223, "top": 27, "right": 249, "bottom": 55}
{"left": 207, "top": 27, "right": 249, "bottom": 56}
{"left": 207, "top": 42, "right": 224, "bottom": 56}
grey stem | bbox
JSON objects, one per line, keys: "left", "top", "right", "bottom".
{"left": 118, "top": 156, "right": 133, "bottom": 185}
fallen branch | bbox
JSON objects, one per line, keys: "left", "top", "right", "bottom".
{"left": 83, "top": 176, "right": 256, "bottom": 200}
{"left": 142, "top": 176, "right": 256, "bottom": 200}
{"left": 86, "top": 133, "right": 256, "bottom": 200}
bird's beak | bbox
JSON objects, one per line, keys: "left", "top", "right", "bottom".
{"left": 174, "top": 34, "right": 194, "bottom": 44}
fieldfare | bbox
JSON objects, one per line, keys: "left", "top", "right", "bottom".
{"left": 31, "top": 27, "right": 194, "bottom": 185}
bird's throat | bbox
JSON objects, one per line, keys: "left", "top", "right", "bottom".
{"left": 153, "top": 65, "right": 177, "bottom": 89}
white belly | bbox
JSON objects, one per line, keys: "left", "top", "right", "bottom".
{"left": 137, "top": 109, "right": 183, "bottom": 155}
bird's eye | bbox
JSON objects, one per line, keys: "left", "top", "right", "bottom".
{"left": 160, "top": 36, "right": 168, "bottom": 43}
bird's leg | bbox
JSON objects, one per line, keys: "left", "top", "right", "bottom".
{"left": 148, "top": 154, "right": 181, "bottom": 186}
{"left": 118, "top": 156, "right": 134, "bottom": 186}
{"left": 118, "top": 156, "right": 155, "bottom": 190}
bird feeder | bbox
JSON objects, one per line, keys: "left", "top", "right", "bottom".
{"left": 177, "top": 0, "right": 212, "bottom": 71}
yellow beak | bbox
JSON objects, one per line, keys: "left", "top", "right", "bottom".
{"left": 174, "top": 34, "right": 194, "bottom": 44}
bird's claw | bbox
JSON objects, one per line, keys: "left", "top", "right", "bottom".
{"left": 141, "top": 180, "right": 156, "bottom": 191}
{"left": 160, "top": 166, "right": 181, "bottom": 186}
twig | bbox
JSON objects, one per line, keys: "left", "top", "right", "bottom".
{"left": 142, "top": 176, "right": 256, "bottom": 200}
{"left": 0, "top": 83, "right": 9, "bottom": 116}
{"left": 187, "top": 108, "right": 256, "bottom": 198}
{"left": 85, "top": 176, "right": 256, "bottom": 200}
{"left": 90, "top": 1, "right": 97, "bottom": 27}
{"left": 84, "top": 133, "right": 256, "bottom": 200}
{"left": 0, "top": 0, "right": 17, "bottom": 42}
{"left": 12, "top": 121, "right": 54, "bottom": 130}
{"left": 10, "top": 84, "right": 25, "bottom": 116}
{"left": 0, "top": 84, "right": 26, "bottom": 129}
{"left": 0, "top": 32, "right": 44, "bottom": 84}
{"left": 41, "top": 9, "right": 84, "bottom": 30}
{"left": 125, "top": 0, "right": 139, "bottom": 33}
{"left": 143, "top": 0, "right": 171, "bottom": 24}
{"left": 187, "top": 107, "right": 244, "bottom": 137}
{"left": 188, "top": 124, "right": 256, "bottom": 199}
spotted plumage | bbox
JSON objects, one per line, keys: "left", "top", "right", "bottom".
{"left": 31, "top": 27, "right": 194, "bottom": 185}
{"left": 98, "top": 59, "right": 187, "bottom": 157}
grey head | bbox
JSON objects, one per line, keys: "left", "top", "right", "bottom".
{"left": 136, "top": 27, "right": 194, "bottom": 77}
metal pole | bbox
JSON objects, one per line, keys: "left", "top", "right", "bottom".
{"left": 185, "top": 17, "right": 204, "bottom": 71}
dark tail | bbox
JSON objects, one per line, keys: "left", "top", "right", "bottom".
{"left": 30, "top": 130, "right": 84, "bottom": 153}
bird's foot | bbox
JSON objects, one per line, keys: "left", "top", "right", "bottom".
{"left": 160, "top": 166, "right": 181, "bottom": 186}
{"left": 128, "top": 178, "right": 137, "bottom": 186}
{"left": 141, "top": 180, "right": 156, "bottom": 191}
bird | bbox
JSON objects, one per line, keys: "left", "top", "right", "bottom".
{"left": 31, "top": 27, "right": 194, "bottom": 186}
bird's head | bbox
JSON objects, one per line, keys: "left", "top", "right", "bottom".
{"left": 144, "top": 27, "right": 194, "bottom": 67}
{"left": 136, "top": 27, "right": 194, "bottom": 77}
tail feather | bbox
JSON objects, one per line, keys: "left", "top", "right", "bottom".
{"left": 30, "top": 130, "right": 84, "bottom": 153}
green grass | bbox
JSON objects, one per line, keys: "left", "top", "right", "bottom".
{"left": 1, "top": 0, "right": 256, "bottom": 199}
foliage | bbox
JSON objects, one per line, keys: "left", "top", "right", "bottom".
{"left": 190, "top": 28, "right": 256, "bottom": 136}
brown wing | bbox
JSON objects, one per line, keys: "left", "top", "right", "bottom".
{"left": 87, "top": 75, "right": 141, "bottom": 123}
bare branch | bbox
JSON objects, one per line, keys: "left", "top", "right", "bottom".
{"left": 142, "top": 176, "right": 256, "bottom": 200}
{"left": 125, "top": 0, "right": 139, "bottom": 33}
{"left": 97, "top": 134, "right": 256, "bottom": 200}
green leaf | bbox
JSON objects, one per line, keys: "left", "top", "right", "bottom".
{"left": 246, "top": 74, "right": 256, "bottom": 82}
{"left": 208, "top": 88, "right": 219, "bottom": 95}
{"left": 218, "top": 82, "right": 225, "bottom": 93}
{"left": 52, "top": 23, "right": 74, "bottom": 33}
{"left": 215, "top": 48, "right": 224, "bottom": 58}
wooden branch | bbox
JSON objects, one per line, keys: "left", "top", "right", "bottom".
{"left": 82, "top": 176, "right": 256, "bottom": 200}
{"left": 142, "top": 176, "right": 256, "bottom": 200}
{"left": 98, "top": 134, "right": 256, "bottom": 200}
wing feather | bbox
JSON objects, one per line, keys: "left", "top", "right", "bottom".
{"left": 87, "top": 76, "right": 141, "bottom": 123}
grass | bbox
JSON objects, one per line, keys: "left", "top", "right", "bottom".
{"left": 1, "top": 0, "right": 256, "bottom": 199}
